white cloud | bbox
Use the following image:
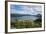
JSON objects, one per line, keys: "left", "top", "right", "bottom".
{"left": 11, "top": 5, "right": 42, "bottom": 15}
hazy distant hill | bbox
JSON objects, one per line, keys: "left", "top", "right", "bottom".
{"left": 11, "top": 13, "right": 41, "bottom": 17}
{"left": 11, "top": 14, "right": 32, "bottom": 17}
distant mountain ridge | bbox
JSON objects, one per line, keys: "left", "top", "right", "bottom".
{"left": 11, "top": 13, "right": 41, "bottom": 17}
{"left": 11, "top": 13, "right": 31, "bottom": 17}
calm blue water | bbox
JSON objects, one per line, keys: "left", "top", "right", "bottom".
{"left": 11, "top": 16, "right": 39, "bottom": 22}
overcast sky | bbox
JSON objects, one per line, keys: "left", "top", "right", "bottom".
{"left": 10, "top": 4, "right": 42, "bottom": 15}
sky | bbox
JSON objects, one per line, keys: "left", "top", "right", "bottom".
{"left": 10, "top": 4, "right": 42, "bottom": 15}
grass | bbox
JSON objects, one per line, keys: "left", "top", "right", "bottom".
{"left": 11, "top": 19, "right": 42, "bottom": 29}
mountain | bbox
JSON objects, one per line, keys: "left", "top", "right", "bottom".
{"left": 11, "top": 13, "right": 41, "bottom": 17}
{"left": 11, "top": 13, "right": 32, "bottom": 17}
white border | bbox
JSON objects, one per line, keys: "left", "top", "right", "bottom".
{"left": 8, "top": 2, "right": 44, "bottom": 32}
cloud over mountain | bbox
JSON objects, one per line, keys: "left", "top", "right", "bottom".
{"left": 10, "top": 5, "right": 42, "bottom": 15}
